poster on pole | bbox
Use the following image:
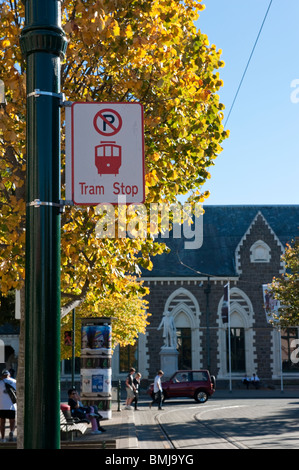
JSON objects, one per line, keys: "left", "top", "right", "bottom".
{"left": 221, "top": 282, "right": 230, "bottom": 324}
{"left": 262, "top": 284, "right": 280, "bottom": 324}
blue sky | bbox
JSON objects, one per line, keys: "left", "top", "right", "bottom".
{"left": 194, "top": 0, "right": 299, "bottom": 205}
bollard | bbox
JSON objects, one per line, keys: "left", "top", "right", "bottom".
{"left": 117, "top": 380, "right": 121, "bottom": 412}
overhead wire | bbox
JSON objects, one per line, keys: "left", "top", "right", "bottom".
{"left": 224, "top": 0, "right": 273, "bottom": 129}
{"left": 151, "top": 1, "right": 276, "bottom": 286}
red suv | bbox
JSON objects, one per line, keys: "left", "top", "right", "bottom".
{"left": 147, "top": 370, "right": 216, "bottom": 403}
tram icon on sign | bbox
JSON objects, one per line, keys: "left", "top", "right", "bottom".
{"left": 93, "top": 109, "right": 122, "bottom": 175}
{"left": 95, "top": 141, "right": 122, "bottom": 176}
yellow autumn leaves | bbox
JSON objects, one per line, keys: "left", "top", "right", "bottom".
{"left": 0, "top": 0, "right": 228, "bottom": 350}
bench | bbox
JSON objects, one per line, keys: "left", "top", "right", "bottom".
{"left": 242, "top": 379, "right": 260, "bottom": 390}
{"left": 60, "top": 409, "right": 89, "bottom": 440}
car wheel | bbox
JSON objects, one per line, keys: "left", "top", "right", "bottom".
{"left": 194, "top": 389, "right": 208, "bottom": 403}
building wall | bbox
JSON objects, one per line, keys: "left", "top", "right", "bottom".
{"left": 139, "top": 211, "right": 298, "bottom": 386}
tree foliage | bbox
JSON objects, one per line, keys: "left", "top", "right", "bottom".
{"left": 270, "top": 239, "right": 299, "bottom": 327}
{"left": 0, "top": 0, "right": 228, "bottom": 349}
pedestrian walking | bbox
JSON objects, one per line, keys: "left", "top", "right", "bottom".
{"left": 133, "top": 372, "right": 142, "bottom": 410}
{"left": 149, "top": 370, "right": 164, "bottom": 410}
{"left": 0, "top": 369, "right": 17, "bottom": 443}
{"left": 125, "top": 367, "right": 136, "bottom": 410}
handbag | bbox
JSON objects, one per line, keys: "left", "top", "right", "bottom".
{"left": 73, "top": 407, "right": 88, "bottom": 420}
{"left": 5, "top": 382, "right": 17, "bottom": 404}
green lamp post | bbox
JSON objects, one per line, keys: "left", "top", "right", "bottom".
{"left": 20, "top": 0, "right": 67, "bottom": 448}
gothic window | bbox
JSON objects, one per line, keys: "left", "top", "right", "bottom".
{"left": 226, "top": 327, "right": 246, "bottom": 373}
{"left": 177, "top": 327, "right": 192, "bottom": 370}
{"left": 218, "top": 287, "right": 255, "bottom": 378}
{"left": 250, "top": 240, "right": 271, "bottom": 263}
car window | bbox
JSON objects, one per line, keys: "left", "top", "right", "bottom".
{"left": 173, "top": 372, "right": 190, "bottom": 382}
{"left": 192, "top": 371, "right": 208, "bottom": 382}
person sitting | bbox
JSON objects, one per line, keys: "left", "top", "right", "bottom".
{"left": 242, "top": 374, "right": 250, "bottom": 389}
{"left": 67, "top": 389, "right": 106, "bottom": 434}
{"left": 250, "top": 373, "right": 260, "bottom": 389}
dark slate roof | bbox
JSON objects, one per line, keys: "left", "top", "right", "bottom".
{"left": 0, "top": 323, "right": 20, "bottom": 335}
{"left": 142, "top": 205, "right": 299, "bottom": 278}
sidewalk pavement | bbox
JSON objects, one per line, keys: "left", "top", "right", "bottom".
{"left": 63, "top": 387, "right": 299, "bottom": 449}
{"left": 1, "top": 388, "right": 299, "bottom": 449}
{"left": 0, "top": 401, "right": 138, "bottom": 450}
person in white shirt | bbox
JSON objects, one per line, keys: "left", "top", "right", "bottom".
{"left": 149, "top": 370, "right": 164, "bottom": 410}
{"left": 0, "top": 369, "right": 17, "bottom": 443}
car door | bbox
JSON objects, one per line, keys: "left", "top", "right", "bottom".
{"left": 167, "top": 372, "right": 192, "bottom": 398}
{"left": 191, "top": 371, "right": 209, "bottom": 395}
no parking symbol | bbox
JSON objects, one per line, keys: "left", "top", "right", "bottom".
{"left": 93, "top": 109, "right": 123, "bottom": 136}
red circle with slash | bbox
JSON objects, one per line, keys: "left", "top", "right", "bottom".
{"left": 93, "top": 108, "right": 123, "bottom": 136}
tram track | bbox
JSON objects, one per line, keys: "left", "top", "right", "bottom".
{"left": 153, "top": 413, "right": 176, "bottom": 449}
{"left": 133, "top": 397, "right": 299, "bottom": 450}
{"left": 193, "top": 413, "right": 249, "bottom": 449}
{"left": 153, "top": 404, "right": 249, "bottom": 449}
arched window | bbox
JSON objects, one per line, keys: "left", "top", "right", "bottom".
{"left": 175, "top": 312, "right": 192, "bottom": 370}
{"left": 218, "top": 287, "right": 255, "bottom": 378}
{"left": 226, "top": 312, "right": 246, "bottom": 373}
{"left": 164, "top": 287, "right": 201, "bottom": 369}
{"left": 250, "top": 240, "right": 271, "bottom": 263}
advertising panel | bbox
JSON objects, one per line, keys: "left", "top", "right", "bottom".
{"left": 81, "top": 318, "right": 112, "bottom": 419}
{"left": 262, "top": 284, "right": 280, "bottom": 324}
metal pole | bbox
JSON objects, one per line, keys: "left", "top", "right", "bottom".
{"left": 278, "top": 328, "right": 284, "bottom": 393}
{"left": 204, "top": 277, "right": 211, "bottom": 370}
{"left": 20, "top": 0, "right": 67, "bottom": 449}
{"left": 228, "top": 281, "right": 232, "bottom": 392}
{"left": 117, "top": 380, "right": 121, "bottom": 412}
{"left": 72, "top": 308, "right": 75, "bottom": 389}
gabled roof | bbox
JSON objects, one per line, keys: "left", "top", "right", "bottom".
{"left": 141, "top": 205, "right": 299, "bottom": 278}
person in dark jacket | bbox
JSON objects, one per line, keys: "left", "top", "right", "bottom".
{"left": 132, "top": 372, "right": 142, "bottom": 410}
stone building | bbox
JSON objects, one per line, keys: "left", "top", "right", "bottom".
{"left": 2, "top": 205, "right": 298, "bottom": 391}
{"left": 112, "top": 205, "right": 299, "bottom": 389}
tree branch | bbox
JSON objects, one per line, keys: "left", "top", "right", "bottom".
{"left": 60, "top": 277, "right": 90, "bottom": 319}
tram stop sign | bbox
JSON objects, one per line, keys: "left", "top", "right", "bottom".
{"left": 69, "top": 102, "right": 145, "bottom": 205}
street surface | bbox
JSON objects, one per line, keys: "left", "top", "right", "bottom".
{"left": 133, "top": 396, "right": 299, "bottom": 449}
